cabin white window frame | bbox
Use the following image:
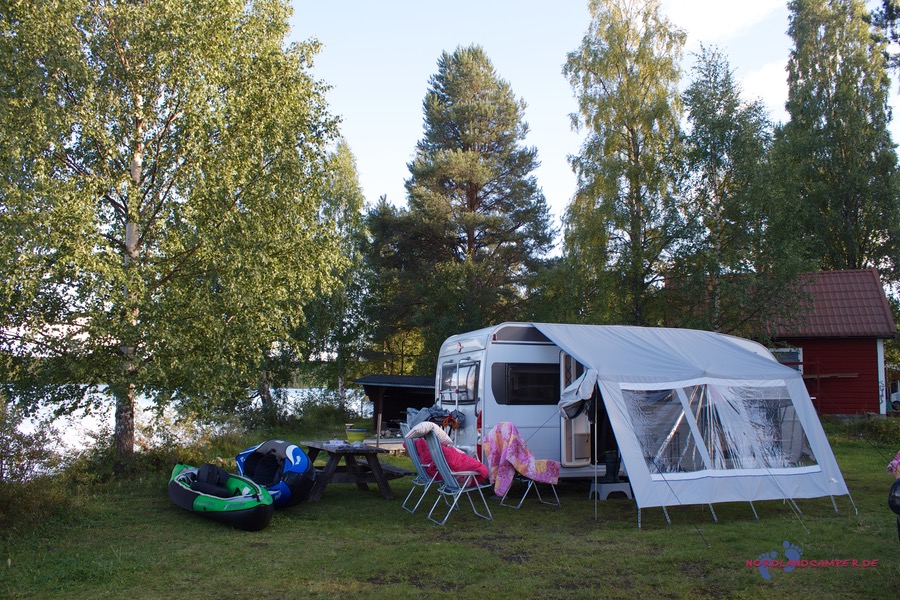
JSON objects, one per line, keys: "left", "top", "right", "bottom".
{"left": 771, "top": 347, "right": 803, "bottom": 375}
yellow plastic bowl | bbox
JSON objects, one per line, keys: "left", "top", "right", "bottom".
{"left": 346, "top": 429, "right": 366, "bottom": 443}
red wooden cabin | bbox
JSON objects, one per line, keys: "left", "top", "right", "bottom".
{"left": 771, "top": 269, "right": 897, "bottom": 415}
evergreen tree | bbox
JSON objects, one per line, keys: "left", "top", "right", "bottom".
{"left": 563, "top": 0, "right": 686, "bottom": 326}
{"left": 363, "top": 198, "right": 427, "bottom": 375}
{"left": 400, "top": 44, "right": 554, "bottom": 367}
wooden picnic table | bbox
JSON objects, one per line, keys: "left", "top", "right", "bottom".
{"left": 304, "top": 441, "right": 410, "bottom": 502}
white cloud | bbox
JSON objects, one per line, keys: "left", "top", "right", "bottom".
{"left": 740, "top": 59, "right": 790, "bottom": 123}
{"left": 664, "top": 0, "right": 786, "bottom": 45}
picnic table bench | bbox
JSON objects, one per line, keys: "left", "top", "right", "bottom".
{"left": 304, "top": 441, "right": 413, "bottom": 502}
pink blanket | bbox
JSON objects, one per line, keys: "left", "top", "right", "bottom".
{"left": 414, "top": 438, "right": 488, "bottom": 486}
{"left": 483, "top": 422, "right": 560, "bottom": 496}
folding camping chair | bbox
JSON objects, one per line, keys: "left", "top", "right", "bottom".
{"left": 484, "top": 422, "right": 560, "bottom": 509}
{"left": 500, "top": 474, "right": 560, "bottom": 508}
{"left": 424, "top": 431, "right": 493, "bottom": 526}
{"left": 399, "top": 422, "right": 438, "bottom": 514}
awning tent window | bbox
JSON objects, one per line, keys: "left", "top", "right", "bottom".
{"left": 622, "top": 382, "right": 818, "bottom": 478}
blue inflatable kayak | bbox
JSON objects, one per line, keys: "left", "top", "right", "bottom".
{"left": 236, "top": 440, "right": 316, "bottom": 508}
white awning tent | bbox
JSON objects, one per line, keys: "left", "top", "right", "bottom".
{"left": 534, "top": 323, "right": 849, "bottom": 511}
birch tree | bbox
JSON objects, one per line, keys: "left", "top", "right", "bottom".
{"left": 781, "top": 0, "right": 900, "bottom": 280}
{"left": 671, "top": 46, "right": 803, "bottom": 335}
{"left": 563, "top": 0, "right": 686, "bottom": 325}
{"left": 0, "top": 0, "right": 341, "bottom": 465}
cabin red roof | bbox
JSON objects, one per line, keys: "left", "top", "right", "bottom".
{"left": 773, "top": 269, "right": 896, "bottom": 339}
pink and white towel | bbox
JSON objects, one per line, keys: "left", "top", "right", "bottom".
{"left": 483, "top": 422, "right": 560, "bottom": 497}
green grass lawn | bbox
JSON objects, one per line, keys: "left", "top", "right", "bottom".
{"left": 1, "top": 435, "right": 898, "bottom": 599}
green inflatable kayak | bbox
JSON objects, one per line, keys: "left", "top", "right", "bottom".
{"left": 168, "top": 463, "right": 274, "bottom": 531}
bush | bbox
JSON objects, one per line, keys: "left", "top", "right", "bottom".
{"left": 135, "top": 408, "right": 249, "bottom": 471}
{"left": 296, "top": 390, "right": 358, "bottom": 436}
{"left": 821, "top": 414, "right": 900, "bottom": 447}
{"left": 0, "top": 474, "right": 75, "bottom": 531}
{"left": 0, "top": 396, "right": 63, "bottom": 483}
{"left": 235, "top": 388, "right": 303, "bottom": 429}
{"left": 848, "top": 415, "right": 900, "bottom": 446}
{"left": 0, "top": 421, "right": 247, "bottom": 531}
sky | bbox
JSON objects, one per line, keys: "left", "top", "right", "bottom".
{"left": 288, "top": 1, "right": 893, "bottom": 231}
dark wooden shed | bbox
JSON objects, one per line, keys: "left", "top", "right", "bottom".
{"left": 771, "top": 269, "right": 896, "bottom": 415}
{"left": 353, "top": 375, "right": 436, "bottom": 433}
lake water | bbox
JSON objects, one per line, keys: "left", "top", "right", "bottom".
{"left": 19, "top": 387, "right": 370, "bottom": 452}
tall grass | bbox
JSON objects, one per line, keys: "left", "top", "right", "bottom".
{"left": 0, "top": 420, "right": 898, "bottom": 599}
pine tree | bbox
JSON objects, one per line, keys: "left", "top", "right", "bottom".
{"left": 399, "top": 44, "right": 554, "bottom": 365}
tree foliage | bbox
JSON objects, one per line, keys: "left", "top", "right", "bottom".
{"left": 563, "top": 0, "right": 686, "bottom": 326}
{"left": 667, "top": 46, "right": 806, "bottom": 335}
{"left": 873, "top": 0, "right": 900, "bottom": 76}
{"left": 0, "top": 0, "right": 342, "bottom": 462}
{"left": 291, "top": 140, "right": 368, "bottom": 393}
{"left": 0, "top": 394, "right": 61, "bottom": 483}
{"left": 781, "top": 0, "right": 900, "bottom": 280}
{"left": 363, "top": 197, "right": 427, "bottom": 375}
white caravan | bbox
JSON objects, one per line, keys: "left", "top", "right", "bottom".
{"left": 435, "top": 322, "right": 849, "bottom": 510}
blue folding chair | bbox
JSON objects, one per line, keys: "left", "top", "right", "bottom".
{"left": 399, "top": 422, "right": 438, "bottom": 514}
{"left": 424, "top": 430, "right": 493, "bottom": 526}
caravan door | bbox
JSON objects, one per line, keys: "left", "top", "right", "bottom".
{"left": 437, "top": 354, "right": 482, "bottom": 454}
{"left": 560, "top": 354, "right": 592, "bottom": 467}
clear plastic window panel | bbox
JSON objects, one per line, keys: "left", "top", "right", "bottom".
{"left": 708, "top": 384, "right": 817, "bottom": 469}
{"left": 623, "top": 384, "right": 817, "bottom": 474}
{"left": 623, "top": 389, "right": 706, "bottom": 473}
{"left": 440, "top": 361, "right": 480, "bottom": 404}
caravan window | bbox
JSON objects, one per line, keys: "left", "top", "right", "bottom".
{"left": 440, "top": 360, "right": 480, "bottom": 404}
{"left": 492, "top": 363, "right": 560, "bottom": 405}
